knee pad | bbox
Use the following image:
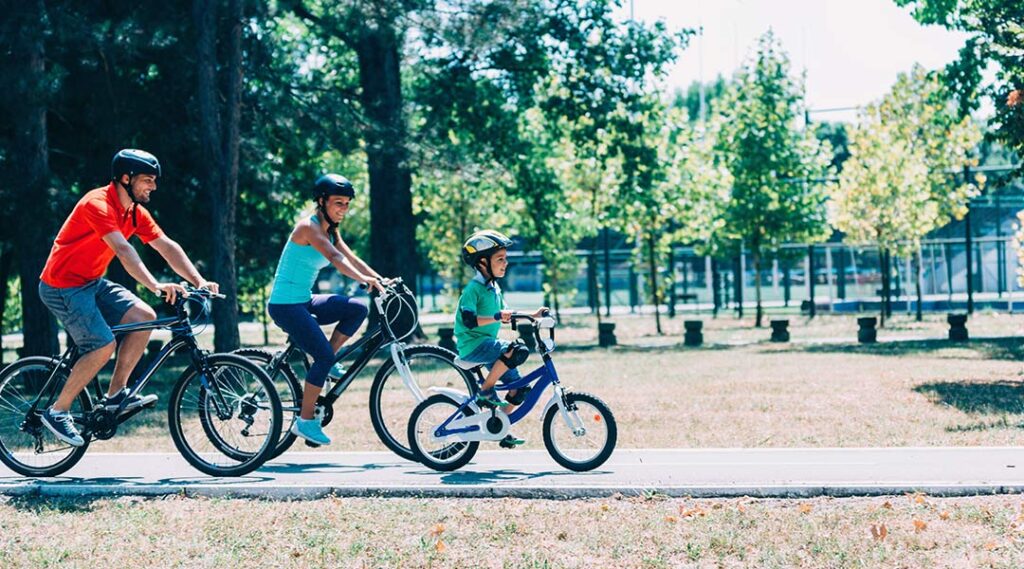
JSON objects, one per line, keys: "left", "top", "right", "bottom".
{"left": 498, "top": 341, "right": 530, "bottom": 369}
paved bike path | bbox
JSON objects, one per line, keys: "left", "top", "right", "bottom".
{"left": 2, "top": 448, "right": 1023, "bottom": 499}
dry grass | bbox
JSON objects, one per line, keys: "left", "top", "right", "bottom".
{"left": 81, "top": 333, "right": 1024, "bottom": 452}
{"left": 1, "top": 493, "right": 1023, "bottom": 568}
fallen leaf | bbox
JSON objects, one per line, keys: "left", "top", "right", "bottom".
{"left": 882, "top": 501, "right": 893, "bottom": 510}
{"left": 665, "top": 515, "right": 678, "bottom": 523}
{"left": 601, "top": 503, "right": 610, "bottom": 512}
{"left": 712, "top": 503, "right": 723, "bottom": 510}
{"left": 913, "top": 519, "right": 927, "bottom": 533}
{"left": 798, "top": 503, "right": 813, "bottom": 514}
{"left": 737, "top": 504, "right": 747, "bottom": 514}
{"left": 291, "top": 551, "right": 302, "bottom": 558}
{"left": 870, "top": 523, "right": 889, "bottom": 541}
{"left": 939, "top": 511, "right": 950, "bottom": 521}
{"left": 430, "top": 523, "right": 445, "bottom": 537}
{"left": 556, "top": 532, "right": 567, "bottom": 541}
{"left": 914, "top": 494, "right": 927, "bottom": 505}
{"left": 983, "top": 541, "right": 997, "bottom": 551}
{"left": 435, "top": 539, "right": 447, "bottom": 553}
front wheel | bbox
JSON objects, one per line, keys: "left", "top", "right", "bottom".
{"left": 167, "top": 354, "right": 282, "bottom": 477}
{"left": 369, "top": 344, "right": 476, "bottom": 461}
{"left": 407, "top": 394, "right": 478, "bottom": 472}
{"left": 542, "top": 392, "right": 616, "bottom": 472}
{"left": 0, "top": 357, "right": 92, "bottom": 477}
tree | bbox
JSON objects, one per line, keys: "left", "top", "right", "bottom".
{"left": 831, "top": 65, "right": 982, "bottom": 325}
{"left": 896, "top": 0, "right": 1024, "bottom": 165}
{"left": 0, "top": 0, "right": 60, "bottom": 356}
{"left": 712, "top": 31, "right": 833, "bottom": 327}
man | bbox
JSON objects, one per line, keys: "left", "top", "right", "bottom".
{"left": 37, "top": 148, "right": 219, "bottom": 446}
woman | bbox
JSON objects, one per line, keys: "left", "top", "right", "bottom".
{"left": 267, "top": 174, "right": 386, "bottom": 445}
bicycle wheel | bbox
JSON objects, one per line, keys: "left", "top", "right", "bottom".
{"left": 369, "top": 344, "right": 476, "bottom": 461}
{"left": 0, "top": 357, "right": 91, "bottom": 477}
{"left": 407, "top": 393, "right": 478, "bottom": 472}
{"left": 233, "top": 348, "right": 301, "bottom": 460}
{"left": 542, "top": 391, "right": 616, "bottom": 472}
{"left": 167, "top": 354, "right": 282, "bottom": 477}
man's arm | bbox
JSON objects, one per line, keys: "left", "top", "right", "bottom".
{"left": 102, "top": 232, "right": 187, "bottom": 302}
{"left": 148, "top": 236, "right": 218, "bottom": 293}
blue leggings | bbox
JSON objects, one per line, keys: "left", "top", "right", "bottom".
{"left": 267, "top": 294, "right": 369, "bottom": 388}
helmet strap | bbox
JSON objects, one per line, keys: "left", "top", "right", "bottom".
{"left": 317, "top": 198, "right": 339, "bottom": 244}
{"left": 118, "top": 175, "right": 140, "bottom": 227}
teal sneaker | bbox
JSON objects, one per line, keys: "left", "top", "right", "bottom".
{"left": 475, "top": 389, "right": 509, "bottom": 409}
{"left": 290, "top": 417, "right": 331, "bottom": 446}
{"left": 329, "top": 361, "right": 346, "bottom": 379}
{"left": 499, "top": 434, "right": 526, "bottom": 448}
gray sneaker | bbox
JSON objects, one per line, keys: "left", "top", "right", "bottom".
{"left": 41, "top": 408, "right": 84, "bottom": 447}
{"left": 103, "top": 389, "right": 158, "bottom": 414}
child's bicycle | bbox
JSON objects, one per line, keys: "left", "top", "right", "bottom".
{"left": 407, "top": 311, "right": 617, "bottom": 472}
{"left": 0, "top": 286, "right": 283, "bottom": 477}
{"left": 233, "top": 277, "right": 477, "bottom": 461}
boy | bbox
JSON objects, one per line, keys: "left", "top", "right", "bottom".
{"left": 455, "top": 230, "right": 547, "bottom": 448}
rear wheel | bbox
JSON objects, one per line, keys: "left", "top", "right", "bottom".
{"left": 232, "top": 348, "right": 302, "bottom": 460}
{"left": 407, "top": 393, "right": 478, "bottom": 472}
{"left": 370, "top": 345, "right": 476, "bottom": 461}
{"left": 0, "top": 357, "right": 92, "bottom": 477}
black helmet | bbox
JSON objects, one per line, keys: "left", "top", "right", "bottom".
{"left": 111, "top": 149, "right": 161, "bottom": 182}
{"left": 314, "top": 174, "right": 355, "bottom": 200}
{"left": 461, "top": 230, "right": 513, "bottom": 270}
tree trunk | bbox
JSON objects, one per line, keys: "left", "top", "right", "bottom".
{"left": 0, "top": 244, "right": 12, "bottom": 362}
{"left": 914, "top": 251, "right": 923, "bottom": 322}
{"left": 8, "top": 0, "right": 58, "bottom": 356}
{"left": 879, "top": 248, "right": 888, "bottom": 328}
{"left": 646, "top": 232, "right": 662, "bottom": 334}
{"left": 354, "top": 21, "right": 418, "bottom": 292}
{"left": 754, "top": 249, "right": 763, "bottom": 328}
{"left": 194, "top": 0, "right": 242, "bottom": 351}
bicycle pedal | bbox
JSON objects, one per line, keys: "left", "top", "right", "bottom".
{"left": 304, "top": 440, "right": 322, "bottom": 448}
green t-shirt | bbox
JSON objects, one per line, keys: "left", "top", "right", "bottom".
{"left": 454, "top": 277, "right": 507, "bottom": 357}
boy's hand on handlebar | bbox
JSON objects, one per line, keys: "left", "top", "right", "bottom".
{"left": 155, "top": 282, "right": 188, "bottom": 304}
{"left": 531, "top": 307, "right": 550, "bottom": 318}
{"left": 498, "top": 310, "right": 513, "bottom": 324}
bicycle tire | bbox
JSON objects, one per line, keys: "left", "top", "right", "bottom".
{"left": 232, "top": 348, "right": 302, "bottom": 460}
{"left": 542, "top": 391, "right": 616, "bottom": 472}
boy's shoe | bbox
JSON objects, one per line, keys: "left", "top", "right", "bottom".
{"left": 41, "top": 408, "right": 85, "bottom": 447}
{"left": 475, "top": 390, "right": 509, "bottom": 409}
{"left": 103, "top": 389, "right": 158, "bottom": 414}
{"left": 329, "top": 362, "right": 346, "bottom": 379}
{"left": 499, "top": 434, "right": 526, "bottom": 448}
{"left": 291, "top": 417, "right": 331, "bottom": 446}
{"left": 505, "top": 385, "right": 532, "bottom": 406}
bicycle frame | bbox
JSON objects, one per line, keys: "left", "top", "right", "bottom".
{"left": 23, "top": 296, "right": 235, "bottom": 433}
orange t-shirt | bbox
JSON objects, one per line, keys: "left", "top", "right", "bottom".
{"left": 40, "top": 183, "right": 164, "bottom": 288}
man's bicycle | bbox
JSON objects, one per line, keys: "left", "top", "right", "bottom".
{"left": 408, "top": 311, "right": 617, "bottom": 472}
{"left": 0, "top": 286, "right": 283, "bottom": 477}
{"left": 233, "top": 278, "right": 477, "bottom": 461}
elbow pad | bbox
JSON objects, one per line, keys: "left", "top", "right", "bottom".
{"left": 460, "top": 309, "right": 479, "bottom": 329}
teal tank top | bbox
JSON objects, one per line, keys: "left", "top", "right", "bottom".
{"left": 268, "top": 217, "right": 331, "bottom": 304}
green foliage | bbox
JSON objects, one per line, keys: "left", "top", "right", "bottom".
{"left": 711, "top": 31, "right": 833, "bottom": 256}
{"left": 832, "top": 64, "right": 983, "bottom": 256}
{"left": 895, "top": 0, "right": 1024, "bottom": 164}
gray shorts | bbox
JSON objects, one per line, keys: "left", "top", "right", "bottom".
{"left": 38, "top": 278, "right": 143, "bottom": 353}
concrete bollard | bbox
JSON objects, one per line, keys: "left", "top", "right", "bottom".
{"left": 857, "top": 317, "right": 877, "bottom": 344}
{"left": 598, "top": 322, "right": 617, "bottom": 347}
{"left": 770, "top": 319, "right": 790, "bottom": 342}
{"left": 438, "top": 327, "right": 457, "bottom": 353}
{"left": 683, "top": 320, "right": 703, "bottom": 347}
{"left": 947, "top": 313, "right": 969, "bottom": 342}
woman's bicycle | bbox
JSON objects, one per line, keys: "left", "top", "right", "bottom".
{"left": 408, "top": 311, "right": 617, "bottom": 472}
{"left": 0, "top": 286, "right": 283, "bottom": 477}
{"left": 233, "top": 278, "right": 477, "bottom": 461}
